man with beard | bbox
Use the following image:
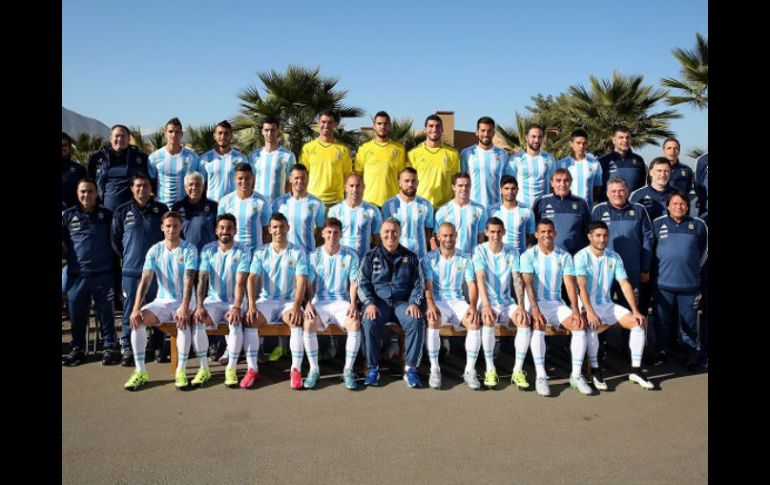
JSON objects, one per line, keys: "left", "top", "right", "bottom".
{"left": 503, "top": 123, "right": 556, "bottom": 208}
{"left": 300, "top": 110, "right": 352, "bottom": 208}
{"left": 199, "top": 120, "right": 249, "bottom": 202}
{"left": 460, "top": 116, "right": 508, "bottom": 207}
{"left": 355, "top": 111, "right": 406, "bottom": 208}
{"left": 381, "top": 167, "right": 434, "bottom": 260}
{"left": 407, "top": 114, "right": 461, "bottom": 210}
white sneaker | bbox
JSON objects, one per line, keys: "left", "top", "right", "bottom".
{"left": 629, "top": 372, "right": 654, "bottom": 390}
{"left": 570, "top": 375, "right": 593, "bottom": 395}
{"left": 535, "top": 376, "right": 551, "bottom": 396}
{"left": 429, "top": 368, "right": 442, "bottom": 389}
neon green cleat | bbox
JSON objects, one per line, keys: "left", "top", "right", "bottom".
{"left": 175, "top": 369, "right": 189, "bottom": 389}
{"left": 191, "top": 368, "right": 212, "bottom": 387}
{"left": 124, "top": 370, "right": 149, "bottom": 391}
{"left": 268, "top": 346, "right": 286, "bottom": 362}
{"left": 224, "top": 368, "right": 238, "bottom": 388}
{"left": 511, "top": 370, "right": 530, "bottom": 389}
{"left": 483, "top": 369, "right": 499, "bottom": 388}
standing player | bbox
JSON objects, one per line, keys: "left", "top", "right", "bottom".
{"left": 148, "top": 117, "right": 202, "bottom": 207}
{"left": 354, "top": 111, "right": 406, "bottom": 208}
{"left": 199, "top": 120, "right": 249, "bottom": 203}
{"left": 252, "top": 116, "right": 296, "bottom": 202}
{"left": 434, "top": 172, "right": 487, "bottom": 255}
{"left": 328, "top": 172, "right": 383, "bottom": 259}
{"left": 503, "top": 123, "right": 556, "bottom": 208}
{"left": 272, "top": 164, "right": 326, "bottom": 253}
{"left": 407, "top": 114, "right": 460, "bottom": 210}
{"left": 381, "top": 167, "right": 434, "bottom": 260}
{"left": 460, "top": 116, "right": 508, "bottom": 207}
{"left": 488, "top": 175, "right": 536, "bottom": 255}
{"left": 557, "top": 129, "right": 602, "bottom": 207}
{"left": 300, "top": 110, "right": 352, "bottom": 208}
{"left": 217, "top": 163, "right": 271, "bottom": 251}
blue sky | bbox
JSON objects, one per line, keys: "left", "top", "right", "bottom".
{"left": 62, "top": 0, "right": 707, "bottom": 166}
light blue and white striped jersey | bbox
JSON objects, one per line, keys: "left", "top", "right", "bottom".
{"left": 148, "top": 147, "right": 203, "bottom": 206}
{"left": 143, "top": 240, "right": 199, "bottom": 300}
{"left": 557, "top": 155, "right": 602, "bottom": 207}
{"left": 503, "top": 150, "right": 556, "bottom": 207}
{"left": 421, "top": 249, "right": 475, "bottom": 302}
{"left": 308, "top": 245, "right": 359, "bottom": 301}
{"left": 520, "top": 245, "right": 575, "bottom": 303}
{"left": 488, "top": 203, "right": 536, "bottom": 254}
{"left": 472, "top": 242, "right": 520, "bottom": 305}
{"left": 249, "top": 242, "right": 309, "bottom": 300}
{"left": 460, "top": 145, "right": 509, "bottom": 207}
{"left": 217, "top": 191, "right": 271, "bottom": 251}
{"left": 328, "top": 201, "right": 383, "bottom": 258}
{"left": 381, "top": 194, "right": 434, "bottom": 259}
{"left": 272, "top": 193, "right": 326, "bottom": 253}
{"left": 199, "top": 148, "right": 249, "bottom": 202}
{"left": 573, "top": 247, "right": 628, "bottom": 305}
{"left": 434, "top": 200, "right": 488, "bottom": 255}
{"left": 199, "top": 241, "right": 251, "bottom": 303}
{"left": 251, "top": 146, "right": 296, "bottom": 202}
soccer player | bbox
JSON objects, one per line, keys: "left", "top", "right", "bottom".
{"left": 434, "top": 172, "right": 487, "bottom": 255}
{"left": 381, "top": 167, "right": 434, "bottom": 259}
{"left": 520, "top": 219, "right": 589, "bottom": 396}
{"left": 473, "top": 217, "right": 528, "bottom": 389}
{"left": 488, "top": 175, "right": 536, "bottom": 255}
{"left": 193, "top": 214, "right": 252, "bottom": 388}
{"left": 303, "top": 218, "right": 362, "bottom": 389}
{"left": 557, "top": 129, "right": 602, "bottom": 207}
{"left": 407, "top": 114, "right": 461, "bottom": 209}
{"left": 630, "top": 157, "right": 676, "bottom": 222}
{"left": 460, "top": 116, "right": 508, "bottom": 207}
{"left": 422, "top": 222, "right": 479, "bottom": 389}
{"left": 300, "top": 110, "right": 352, "bottom": 207}
{"left": 199, "top": 120, "right": 249, "bottom": 202}
{"left": 252, "top": 116, "right": 296, "bottom": 202}
{"left": 246, "top": 213, "right": 310, "bottom": 389}
{"left": 148, "top": 117, "right": 202, "bottom": 206}
{"left": 661, "top": 138, "right": 693, "bottom": 196}
{"left": 328, "top": 172, "right": 383, "bottom": 259}
{"left": 354, "top": 111, "right": 406, "bottom": 207}
{"left": 122, "top": 211, "right": 200, "bottom": 391}
{"left": 217, "top": 163, "right": 271, "bottom": 251}
{"left": 503, "top": 123, "right": 556, "bottom": 208}
{"left": 597, "top": 126, "right": 647, "bottom": 203}
{"left": 272, "top": 164, "right": 326, "bottom": 253}
{"left": 531, "top": 168, "right": 591, "bottom": 255}
{"left": 574, "top": 221, "right": 654, "bottom": 391}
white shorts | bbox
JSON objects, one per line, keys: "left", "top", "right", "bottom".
{"left": 524, "top": 299, "right": 572, "bottom": 328}
{"left": 142, "top": 297, "right": 196, "bottom": 323}
{"left": 255, "top": 298, "right": 296, "bottom": 324}
{"left": 313, "top": 299, "right": 352, "bottom": 330}
{"left": 434, "top": 300, "right": 470, "bottom": 330}
{"left": 202, "top": 300, "right": 248, "bottom": 329}
{"left": 477, "top": 302, "right": 519, "bottom": 327}
{"left": 579, "top": 301, "right": 630, "bottom": 325}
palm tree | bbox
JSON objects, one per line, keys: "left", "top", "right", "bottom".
{"left": 495, "top": 111, "right": 539, "bottom": 154}
{"left": 186, "top": 124, "right": 217, "bottom": 154}
{"left": 233, "top": 65, "right": 364, "bottom": 157}
{"left": 128, "top": 126, "right": 151, "bottom": 154}
{"left": 72, "top": 133, "right": 107, "bottom": 163}
{"left": 147, "top": 127, "right": 166, "bottom": 152}
{"left": 661, "top": 33, "right": 708, "bottom": 110}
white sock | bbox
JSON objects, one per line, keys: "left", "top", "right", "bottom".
{"left": 630, "top": 327, "right": 646, "bottom": 368}
{"left": 290, "top": 327, "right": 304, "bottom": 371}
{"left": 176, "top": 326, "right": 192, "bottom": 373}
{"left": 481, "top": 326, "right": 496, "bottom": 371}
{"left": 570, "top": 330, "right": 586, "bottom": 378}
{"left": 228, "top": 324, "right": 244, "bottom": 370}
{"left": 131, "top": 326, "right": 147, "bottom": 372}
{"left": 426, "top": 328, "right": 440, "bottom": 371}
{"left": 530, "top": 330, "right": 547, "bottom": 378}
{"left": 586, "top": 328, "right": 600, "bottom": 368}
{"left": 464, "top": 329, "right": 481, "bottom": 373}
{"left": 192, "top": 324, "right": 209, "bottom": 370}
{"left": 243, "top": 327, "right": 259, "bottom": 371}
{"left": 344, "top": 330, "right": 361, "bottom": 371}
{"left": 513, "top": 327, "right": 531, "bottom": 372}
{"left": 303, "top": 331, "right": 319, "bottom": 371}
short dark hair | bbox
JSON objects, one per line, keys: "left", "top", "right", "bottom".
{"left": 290, "top": 163, "right": 308, "bottom": 175}
{"left": 130, "top": 173, "right": 152, "bottom": 185}
{"left": 324, "top": 217, "right": 343, "bottom": 231}
{"left": 500, "top": 175, "right": 518, "bottom": 188}
{"left": 216, "top": 213, "right": 237, "bottom": 227}
{"left": 588, "top": 221, "right": 608, "bottom": 234}
{"left": 77, "top": 177, "right": 97, "bottom": 191}
{"left": 215, "top": 120, "right": 232, "bottom": 131}
{"left": 382, "top": 217, "right": 401, "bottom": 229}
{"left": 452, "top": 172, "right": 471, "bottom": 185}
{"left": 235, "top": 162, "right": 253, "bottom": 173}
{"left": 613, "top": 125, "right": 631, "bottom": 136}
{"left": 110, "top": 124, "right": 130, "bottom": 136}
{"left": 262, "top": 116, "right": 280, "bottom": 128}
{"left": 667, "top": 191, "right": 689, "bottom": 209}
{"left": 270, "top": 212, "right": 288, "bottom": 225}
{"left": 570, "top": 129, "right": 588, "bottom": 140}
{"left": 62, "top": 132, "right": 73, "bottom": 147}
{"left": 525, "top": 123, "right": 544, "bottom": 136}
{"left": 663, "top": 137, "right": 680, "bottom": 149}
{"left": 424, "top": 114, "right": 442, "bottom": 127}
{"left": 166, "top": 117, "right": 183, "bottom": 129}
{"left": 551, "top": 167, "right": 572, "bottom": 181}
{"left": 399, "top": 167, "right": 418, "bottom": 177}
{"left": 536, "top": 218, "right": 555, "bottom": 230}
{"left": 477, "top": 116, "right": 495, "bottom": 129}
{"left": 162, "top": 211, "right": 183, "bottom": 223}
{"left": 319, "top": 110, "right": 339, "bottom": 123}
{"left": 373, "top": 111, "right": 391, "bottom": 122}
{"left": 486, "top": 217, "right": 505, "bottom": 230}
{"left": 649, "top": 157, "right": 672, "bottom": 171}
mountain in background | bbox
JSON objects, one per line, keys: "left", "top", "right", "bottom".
{"left": 62, "top": 107, "right": 110, "bottom": 138}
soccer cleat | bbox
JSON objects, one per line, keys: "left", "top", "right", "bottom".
{"left": 224, "top": 368, "right": 239, "bottom": 388}
{"left": 483, "top": 369, "right": 499, "bottom": 388}
{"left": 123, "top": 370, "right": 149, "bottom": 391}
{"left": 591, "top": 369, "right": 608, "bottom": 391}
{"left": 629, "top": 371, "right": 654, "bottom": 390}
{"left": 191, "top": 368, "right": 212, "bottom": 387}
{"left": 175, "top": 370, "right": 189, "bottom": 389}
{"left": 304, "top": 369, "right": 320, "bottom": 389}
{"left": 62, "top": 348, "right": 85, "bottom": 367}
{"left": 463, "top": 371, "right": 481, "bottom": 390}
{"left": 511, "top": 370, "right": 530, "bottom": 390}
{"left": 290, "top": 368, "right": 302, "bottom": 390}
{"left": 570, "top": 375, "right": 593, "bottom": 395}
{"left": 239, "top": 368, "right": 260, "bottom": 389}
{"left": 535, "top": 376, "right": 551, "bottom": 396}
{"left": 268, "top": 346, "right": 286, "bottom": 362}
{"left": 364, "top": 367, "right": 380, "bottom": 386}
{"left": 428, "top": 368, "right": 442, "bottom": 389}
{"left": 343, "top": 369, "right": 358, "bottom": 390}
{"left": 403, "top": 367, "right": 422, "bottom": 388}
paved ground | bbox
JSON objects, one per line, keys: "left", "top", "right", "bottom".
{"left": 62, "top": 329, "right": 707, "bottom": 485}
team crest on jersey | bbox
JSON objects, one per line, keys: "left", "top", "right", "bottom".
{"left": 336, "top": 151, "right": 342, "bottom": 160}
{"left": 392, "top": 150, "right": 397, "bottom": 158}
{"left": 681, "top": 170, "right": 686, "bottom": 176}
{"left": 572, "top": 203, "right": 577, "bottom": 210}
{"left": 362, "top": 213, "right": 369, "bottom": 221}
{"left": 609, "top": 263, "right": 614, "bottom": 269}
{"left": 70, "top": 167, "right": 76, "bottom": 173}
{"left": 184, "top": 157, "right": 192, "bottom": 167}
{"left": 178, "top": 256, "right": 184, "bottom": 263}
{"left": 520, "top": 216, "right": 526, "bottom": 222}
{"left": 152, "top": 207, "right": 159, "bottom": 213}
{"left": 231, "top": 159, "right": 239, "bottom": 166}
{"left": 97, "top": 212, "right": 104, "bottom": 220}
{"left": 402, "top": 257, "right": 409, "bottom": 264}
{"left": 443, "top": 156, "right": 448, "bottom": 166}
{"left": 419, "top": 206, "right": 426, "bottom": 215}
{"left": 632, "top": 160, "right": 638, "bottom": 165}
{"left": 204, "top": 205, "right": 210, "bottom": 212}
{"left": 688, "top": 223, "right": 694, "bottom": 230}
{"left": 135, "top": 157, "right": 142, "bottom": 164}
{"left": 629, "top": 210, "right": 635, "bottom": 217}
{"left": 341, "top": 262, "right": 347, "bottom": 269}
{"left": 253, "top": 206, "right": 258, "bottom": 213}
{"left": 288, "top": 259, "right": 294, "bottom": 266}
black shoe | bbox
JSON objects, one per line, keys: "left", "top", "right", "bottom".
{"left": 155, "top": 349, "right": 170, "bottom": 363}
{"left": 144, "top": 348, "right": 156, "bottom": 362}
{"left": 120, "top": 350, "right": 134, "bottom": 367}
{"left": 208, "top": 344, "right": 223, "bottom": 363}
{"left": 102, "top": 348, "right": 121, "bottom": 366}
{"left": 62, "top": 348, "right": 85, "bottom": 367}
{"left": 652, "top": 350, "right": 668, "bottom": 366}
{"left": 591, "top": 368, "right": 608, "bottom": 391}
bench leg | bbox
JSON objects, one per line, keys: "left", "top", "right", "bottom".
{"left": 170, "top": 334, "right": 178, "bottom": 377}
